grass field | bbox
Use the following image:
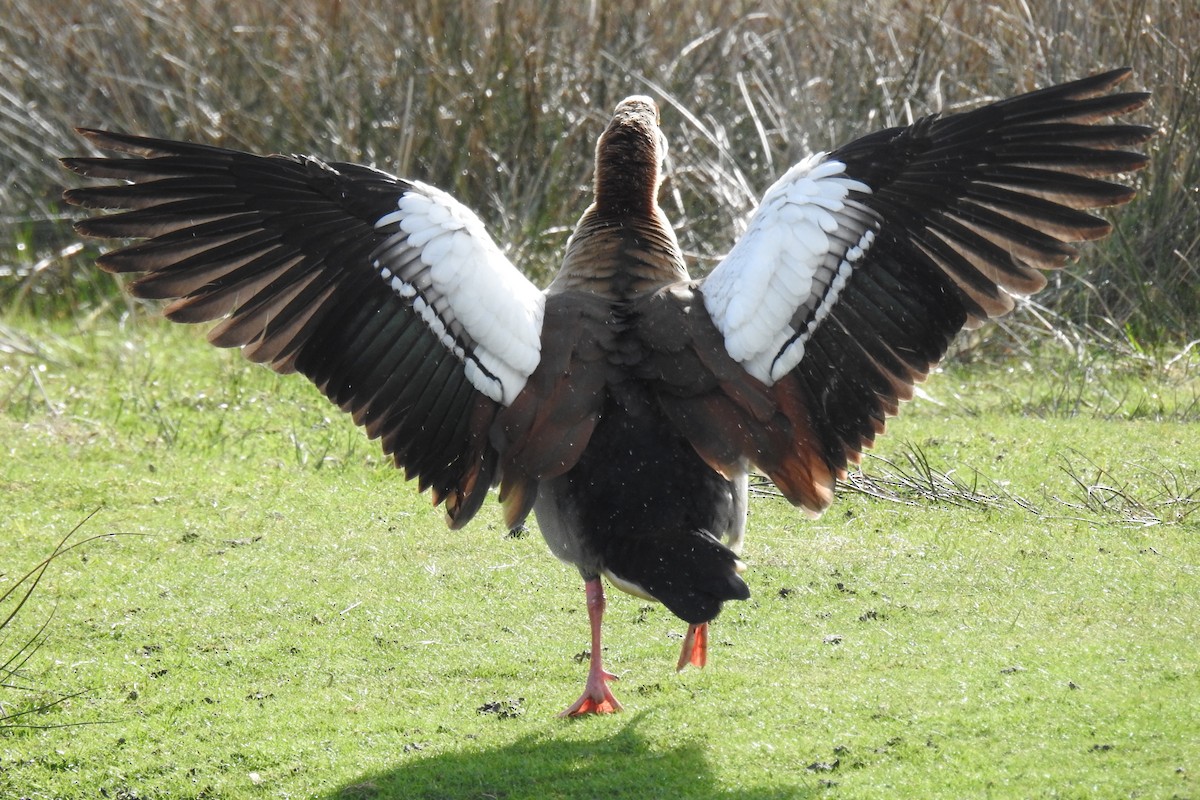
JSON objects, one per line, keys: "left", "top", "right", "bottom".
{"left": 3, "top": 1, "right": 1199, "bottom": 797}
{"left": 2, "top": 319, "right": 1197, "bottom": 799}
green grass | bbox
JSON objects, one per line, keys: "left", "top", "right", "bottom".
{"left": 2, "top": 318, "right": 1198, "bottom": 799}
{"left": 3, "top": 4, "right": 1197, "bottom": 796}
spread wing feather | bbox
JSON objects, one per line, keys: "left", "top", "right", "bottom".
{"left": 647, "top": 68, "right": 1151, "bottom": 514}
{"left": 62, "top": 129, "right": 546, "bottom": 528}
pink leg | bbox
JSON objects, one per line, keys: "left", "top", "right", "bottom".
{"left": 676, "top": 622, "right": 708, "bottom": 671}
{"left": 559, "top": 578, "right": 623, "bottom": 717}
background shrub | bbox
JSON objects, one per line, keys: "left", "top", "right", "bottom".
{"left": 2, "top": 0, "right": 1195, "bottom": 345}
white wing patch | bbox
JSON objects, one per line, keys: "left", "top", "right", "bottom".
{"left": 703, "top": 154, "right": 878, "bottom": 384}
{"left": 372, "top": 181, "right": 545, "bottom": 404}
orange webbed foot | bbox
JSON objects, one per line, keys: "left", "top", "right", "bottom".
{"left": 676, "top": 622, "right": 708, "bottom": 671}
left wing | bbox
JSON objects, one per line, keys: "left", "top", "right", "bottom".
{"left": 63, "top": 130, "right": 545, "bottom": 527}
{"left": 641, "top": 68, "right": 1152, "bottom": 514}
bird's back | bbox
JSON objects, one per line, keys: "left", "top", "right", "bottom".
{"left": 531, "top": 117, "right": 751, "bottom": 622}
{"left": 534, "top": 374, "right": 750, "bottom": 624}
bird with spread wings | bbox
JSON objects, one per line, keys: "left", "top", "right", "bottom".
{"left": 63, "top": 68, "right": 1151, "bottom": 716}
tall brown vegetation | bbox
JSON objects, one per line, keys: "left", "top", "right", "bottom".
{"left": 2, "top": 0, "right": 1195, "bottom": 343}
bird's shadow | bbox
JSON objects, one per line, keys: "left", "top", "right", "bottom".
{"left": 324, "top": 713, "right": 811, "bottom": 800}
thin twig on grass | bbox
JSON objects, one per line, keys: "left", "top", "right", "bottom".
{"left": 1, "top": 509, "right": 141, "bottom": 729}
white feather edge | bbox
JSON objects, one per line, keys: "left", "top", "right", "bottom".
{"left": 702, "top": 154, "right": 875, "bottom": 385}
{"left": 372, "top": 181, "right": 545, "bottom": 405}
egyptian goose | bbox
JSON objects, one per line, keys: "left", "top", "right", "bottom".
{"left": 63, "top": 68, "right": 1151, "bottom": 716}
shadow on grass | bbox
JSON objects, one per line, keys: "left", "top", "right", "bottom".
{"left": 326, "top": 714, "right": 809, "bottom": 800}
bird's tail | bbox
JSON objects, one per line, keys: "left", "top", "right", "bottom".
{"left": 603, "top": 528, "right": 750, "bottom": 624}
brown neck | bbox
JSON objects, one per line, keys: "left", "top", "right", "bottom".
{"left": 591, "top": 111, "right": 662, "bottom": 217}
{"left": 593, "top": 155, "right": 660, "bottom": 217}
{"left": 548, "top": 96, "right": 688, "bottom": 298}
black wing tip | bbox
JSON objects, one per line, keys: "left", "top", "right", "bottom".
{"left": 61, "top": 184, "right": 119, "bottom": 210}
{"left": 71, "top": 127, "right": 149, "bottom": 153}
{"left": 68, "top": 209, "right": 111, "bottom": 239}
{"left": 59, "top": 156, "right": 90, "bottom": 176}
{"left": 68, "top": 126, "right": 245, "bottom": 160}
{"left": 93, "top": 257, "right": 124, "bottom": 275}
{"left": 1121, "top": 123, "right": 1158, "bottom": 146}
{"left": 61, "top": 185, "right": 86, "bottom": 206}
{"left": 60, "top": 153, "right": 140, "bottom": 181}
{"left": 1122, "top": 150, "right": 1154, "bottom": 174}
{"left": 998, "top": 67, "right": 1150, "bottom": 113}
{"left": 74, "top": 126, "right": 109, "bottom": 139}
{"left": 65, "top": 199, "right": 117, "bottom": 228}
{"left": 1063, "top": 66, "right": 1137, "bottom": 96}
{"left": 1102, "top": 90, "right": 1153, "bottom": 117}
{"left": 1088, "top": 65, "right": 1133, "bottom": 85}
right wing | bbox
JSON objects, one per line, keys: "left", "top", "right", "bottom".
{"left": 63, "top": 130, "right": 546, "bottom": 527}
